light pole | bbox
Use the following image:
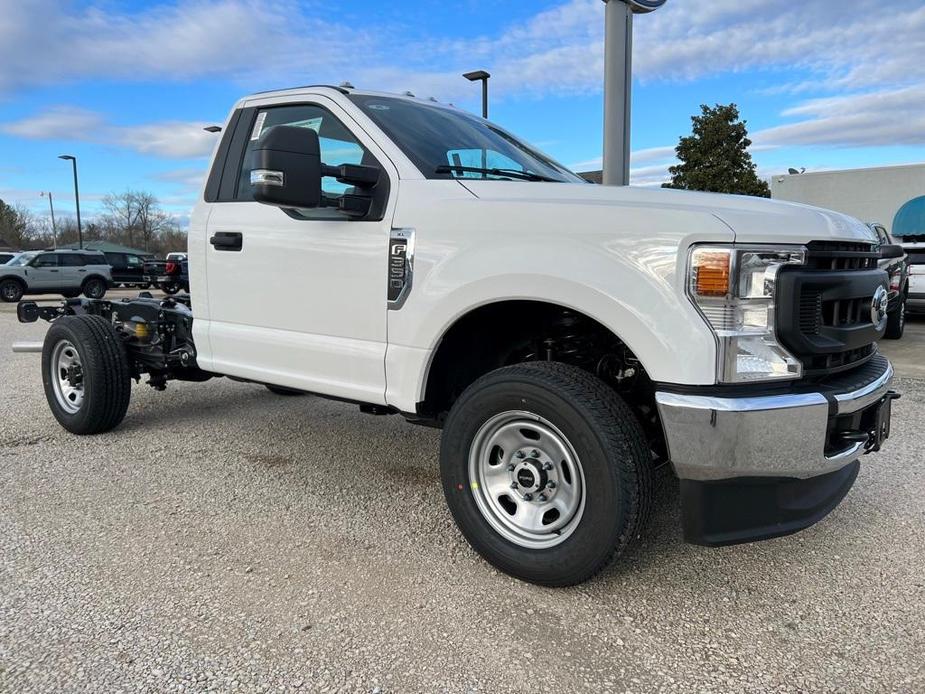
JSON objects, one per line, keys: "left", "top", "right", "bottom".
{"left": 601, "top": 0, "right": 666, "bottom": 186}
{"left": 463, "top": 70, "right": 491, "bottom": 119}
{"left": 40, "top": 191, "right": 57, "bottom": 249}
{"left": 58, "top": 154, "right": 83, "bottom": 249}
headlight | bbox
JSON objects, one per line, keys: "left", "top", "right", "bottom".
{"left": 688, "top": 245, "right": 806, "bottom": 383}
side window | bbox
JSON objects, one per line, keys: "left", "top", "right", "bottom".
{"left": 32, "top": 254, "right": 58, "bottom": 268}
{"left": 126, "top": 255, "right": 143, "bottom": 267}
{"left": 236, "top": 104, "right": 371, "bottom": 206}
{"left": 59, "top": 254, "right": 86, "bottom": 267}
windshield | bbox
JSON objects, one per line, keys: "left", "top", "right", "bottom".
{"left": 7, "top": 252, "right": 36, "bottom": 267}
{"left": 349, "top": 94, "right": 584, "bottom": 184}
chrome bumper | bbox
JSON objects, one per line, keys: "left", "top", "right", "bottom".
{"left": 655, "top": 358, "right": 894, "bottom": 481}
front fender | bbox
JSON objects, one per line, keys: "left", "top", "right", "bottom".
{"left": 385, "top": 236, "right": 723, "bottom": 412}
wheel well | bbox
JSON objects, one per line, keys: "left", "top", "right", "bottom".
{"left": 81, "top": 275, "right": 106, "bottom": 287}
{"left": 0, "top": 275, "right": 26, "bottom": 288}
{"left": 421, "top": 300, "right": 666, "bottom": 459}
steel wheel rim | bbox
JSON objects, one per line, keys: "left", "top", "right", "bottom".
{"left": 50, "top": 339, "right": 84, "bottom": 414}
{"left": 468, "top": 410, "right": 585, "bottom": 549}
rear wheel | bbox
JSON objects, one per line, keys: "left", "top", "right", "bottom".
{"left": 0, "top": 278, "right": 24, "bottom": 302}
{"left": 160, "top": 282, "right": 180, "bottom": 295}
{"left": 42, "top": 315, "right": 132, "bottom": 434}
{"left": 885, "top": 297, "right": 906, "bottom": 339}
{"left": 440, "top": 361, "right": 652, "bottom": 586}
{"left": 82, "top": 277, "right": 107, "bottom": 299}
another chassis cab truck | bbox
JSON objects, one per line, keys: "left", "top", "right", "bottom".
{"left": 15, "top": 87, "right": 900, "bottom": 586}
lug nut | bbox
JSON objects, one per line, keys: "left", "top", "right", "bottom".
{"left": 530, "top": 449, "right": 540, "bottom": 458}
{"left": 538, "top": 494, "right": 547, "bottom": 502}
{"left": 523, "top": 493, "right": 533, "bottom": 501}
{"left": 507, "top": 464, "right": 516, "bottom": 472}
{"left": 511, "top": 482, "right": 519, "bottom": 490}
{"left": 542, "top": 462, "right": 553, "bottom": 471}
{"left": 546, "top": 481, "right": 556, "bottom": 489}
{"left": 515, "top": 451, "right": 526, "bottom": 459}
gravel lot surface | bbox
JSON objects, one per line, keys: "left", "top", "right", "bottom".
{"left": 1, "top": 301, "right": 923, "bottom": 693}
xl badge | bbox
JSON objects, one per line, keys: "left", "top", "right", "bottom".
{"left": 870, "top": 286, "right": 889, "bottom": 329}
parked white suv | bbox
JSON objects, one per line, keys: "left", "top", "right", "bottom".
{"left": 13, "top": 86, "right": 898, "bottom": 586}
{"left": 0, "top": 249, "right": 111, "bottom": 302}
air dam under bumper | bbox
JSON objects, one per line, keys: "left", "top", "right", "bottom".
{"left": 655, "top": 355, "right": 895, "bottom": 546}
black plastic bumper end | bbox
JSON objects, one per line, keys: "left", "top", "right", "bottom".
{"left": 681, "top": 461, "right": 860, "bottom": 547}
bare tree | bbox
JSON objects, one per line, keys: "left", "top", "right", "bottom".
{"left": 100, "top": 190, "right": 174, "bottom": 252}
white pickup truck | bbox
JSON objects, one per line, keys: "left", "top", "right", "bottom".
{"left": 15, "top": 86, "right": 899, "bottom": 586}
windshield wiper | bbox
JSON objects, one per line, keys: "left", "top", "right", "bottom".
{"left": 435, "top": 164, "right": 558, "bottom": 182}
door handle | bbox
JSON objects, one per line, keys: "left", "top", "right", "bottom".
{"left": 210, "top": 231, "right": 243, "bottom": 251}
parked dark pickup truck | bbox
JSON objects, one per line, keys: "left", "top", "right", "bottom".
{"left": 143, "top": 252, "right": 189, "bottom": 294}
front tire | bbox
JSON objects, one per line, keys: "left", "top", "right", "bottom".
{"left": 0, "top": 278, "right": 24, "bottom": 302}
{"left": 440, "top": 361, "right": 652, "bottom": 586}
{"left": 884, "top": 297, "right": 905, "bottom": 339}
{"left": 42, "top": 316, "right": 132, "bottom": 434}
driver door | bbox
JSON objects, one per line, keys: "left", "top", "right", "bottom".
{"left": 201, "top": 98, "right": 397, "bottom": 404}
{"left": 28, "top": 253, "right": 61, "bottom": 289}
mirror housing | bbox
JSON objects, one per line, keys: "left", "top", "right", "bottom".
{"left": 251, "top": 126, "right": 323, "bottom": 209}
{"left": 880, "top": 244, "right": 905, "bottom": 259}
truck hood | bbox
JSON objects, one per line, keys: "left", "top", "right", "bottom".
{"left": 458, "top": 181, "right": 877, "bottom": 246}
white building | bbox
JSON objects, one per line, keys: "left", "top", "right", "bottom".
{"left": 771, "top": 163, "right": 925, "bottom": 237}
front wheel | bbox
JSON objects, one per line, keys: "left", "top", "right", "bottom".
{"left": 884, "top": 297, "right": 906, "bottom": 339}
{"left": 0, "top": 278, "right": 24, "bottom": 302}
{"left": 42, "top": 315, "right": 132, "bottom": 434}
{"left": 441, "top": 361, "right": 652, "bottom": 586}
{"left": 82, "top": 278, "right": 107, "bottom": 299}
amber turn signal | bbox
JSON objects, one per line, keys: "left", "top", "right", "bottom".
{"left": 693, "top": 250, "right": 731, "bottom": 297}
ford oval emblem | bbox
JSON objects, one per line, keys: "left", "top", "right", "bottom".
{"left": 871, "top": 286, "right": 889, "bottom": 329}
{"left": 627, "top": 0, "right": 667, "bottom": 12}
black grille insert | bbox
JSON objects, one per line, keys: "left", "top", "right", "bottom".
{"left": 777, "top": 241, "right": 885, "bottom": 376}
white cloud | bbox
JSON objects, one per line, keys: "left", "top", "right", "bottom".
{"left": 0, "top": 109, "right": 218, "bottom": 159}
{"left": 754, "top": 86, "right": 925, "bottom": 148}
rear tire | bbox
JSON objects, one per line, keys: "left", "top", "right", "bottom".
{"left": 42, "top": 315, "right": 132, "bottom": 434}
{"left": 161, "top": 282, "right": 180, "bottom": 295}
{"left": 884, "top": 297, "right": 905, "bottom": 339}
{"left": 440, "top": 361, "right": 652, "bottom": 586}
{"left": 265, "top": 384, "right": 306, "bottom": 396}
{"left": 82, "top": 278, "right": 107, "bottom": 299}
{"left": 0, "top": 278, "right": 24, "bottom": 303}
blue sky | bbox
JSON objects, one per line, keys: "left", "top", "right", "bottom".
{"left": 2, "top": 0, "right": 925, "bottom": 227}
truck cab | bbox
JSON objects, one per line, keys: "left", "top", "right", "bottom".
{"left": 14, "top": 86, "right": 899, "bottom": 586}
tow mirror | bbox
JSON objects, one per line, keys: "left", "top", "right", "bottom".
{"left": 880, "top": 244, "right": 905, "bottom": 260}
{"left": 251, "top": 126, "right": 323, "bottom": 209}
{"left": 251, "top": 125, "right": 381, "bottom": 217}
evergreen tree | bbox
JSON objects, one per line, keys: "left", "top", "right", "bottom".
{"left": 663, "top": 103, "right": 770, "bottom": 197}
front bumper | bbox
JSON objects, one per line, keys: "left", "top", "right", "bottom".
{"left": 655, "top": 354, "right": 896, "bottom": 545}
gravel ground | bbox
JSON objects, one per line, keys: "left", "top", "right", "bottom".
{"left": 1, "top": 306, "right": 923, "bottom": 693}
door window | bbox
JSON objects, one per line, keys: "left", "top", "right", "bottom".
{"left": 236, "top": 104, "right": 371, "bottom": 208}
{"left": 126, "top": 255, "right": 143, "bottom": 267}
{"left": 32, "top": 254, "right": 59, "bottom": 268}
{"left": 59, "top": 254, "right": 86, "bottom": 267}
